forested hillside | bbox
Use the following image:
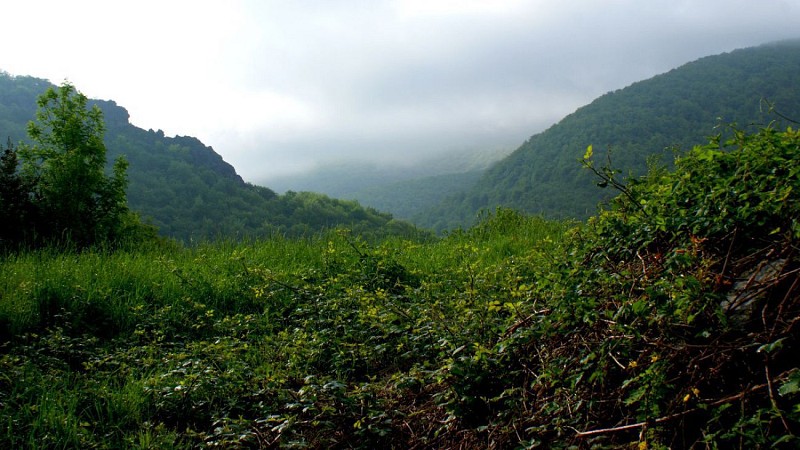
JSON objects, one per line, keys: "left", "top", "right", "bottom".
{"left": 0, "top": 74, "right": 417, "bottom": 241}
{"left": 416, "top": 39, "right": 800, "bottom": 231}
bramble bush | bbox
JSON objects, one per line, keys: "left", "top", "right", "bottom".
{"left": 453, "top": 126, "right": 800, "bottom": 448}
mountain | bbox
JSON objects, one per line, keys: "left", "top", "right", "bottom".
{"left": 415, "top": 39, "right": 800, "bottom": 231}
{"left": 0, "top": 73, "right": 418, "bottom": 241}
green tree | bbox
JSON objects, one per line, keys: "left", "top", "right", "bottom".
{"left": 0, "top": 138, "right": 35, "bottom": 246}
{"left": 17, "top": 82, "right": 133, "bottom": 247}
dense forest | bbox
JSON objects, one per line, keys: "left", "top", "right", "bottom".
{"left": 347, "top": 169, "right": 484, "bottom": 220}
{"left": 0, "top": 74, "right": 418, "bottom": 242}
{"left": 415, "top": 39, "right": 800, "bottom": 230}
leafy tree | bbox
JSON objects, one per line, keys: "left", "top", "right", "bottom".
{"left": 16, "top": 82, "right": 135, "bottom": 247}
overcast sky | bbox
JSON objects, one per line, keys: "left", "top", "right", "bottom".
{"left": 3, "top": 0, "right": 799, "bottom": 184}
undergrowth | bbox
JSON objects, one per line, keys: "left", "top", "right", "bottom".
{"left": 1, "top": 126, "right": 798, "bottom": 448}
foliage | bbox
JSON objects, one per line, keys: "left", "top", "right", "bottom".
{"left": 0, "top": 139, "right": 34, "bottom": 244}
{"left": 0, "top": 212, "right": 568, "bottom": 448}
{"left": 482, "top": 125, "right": 800, "bottom": 447}
{"left": 353, "top": 169, "right": 484, "bottom": 220}
{"left": 267, "top": 147, "right": 509, "bottom": 221}
{"left": 98, "top": 108, "right": 423, "bottom": 242}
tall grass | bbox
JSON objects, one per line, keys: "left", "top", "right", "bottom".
{"left": 0, "top": 235, "right": 333, "bottom": 337}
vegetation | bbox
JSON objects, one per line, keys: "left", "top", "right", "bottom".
{"left": 5, "top": 42, "right": 798, "bottom": 239}
{"left": 1, "top": 40, "right": 798, "bottom": 448}
{"left": 1, "top": 125, "right": 798, "bottom": 448}
{"left": 417, "top": 39, "right": 800, "bottom": 231}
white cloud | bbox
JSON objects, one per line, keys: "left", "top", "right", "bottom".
{"left": 393, "top": 0, "right": 529, "bottom": 17}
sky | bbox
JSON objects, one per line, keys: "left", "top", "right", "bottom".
{"left": 2, "top": 0, "right": 799, "bottom": 185}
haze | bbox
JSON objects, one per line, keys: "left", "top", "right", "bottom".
{"left": 3, "top": 0, "right": 799, "bottom": 185}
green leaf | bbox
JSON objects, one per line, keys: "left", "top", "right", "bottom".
{"left": 756, "top": 338, "right": 785, "bottom": 354}
{"left": 779, "top": 371, "right": 800, "bottom": 396}
{"left": 583, "top": 144, "right": 593, "bottom": 160}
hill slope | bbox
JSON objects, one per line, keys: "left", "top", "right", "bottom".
{"left": 0, "top": 73, "right": 417, "bottom": 241}
{"left": 416, "top": 39, "right": 800, "bottom": 230}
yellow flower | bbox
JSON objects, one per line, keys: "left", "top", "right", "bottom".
{"left": 684, "top": 387, "right": 700, "bottom": 402}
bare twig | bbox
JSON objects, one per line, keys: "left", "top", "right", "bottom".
{"left": 575, "top": 382, "right": 772, "bottom": 438}
{"left": 764, "top": 359, "right": 792, "bottom": 433}
{"left": 608, "top": 352, "right": 626, "bottom": 370}
{"left": 762, "top": 98, "right": 800, "bottom": 125}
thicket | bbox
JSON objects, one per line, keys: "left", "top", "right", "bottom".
{"left": 1, "top": 126, "right": 798, "bottom": 448}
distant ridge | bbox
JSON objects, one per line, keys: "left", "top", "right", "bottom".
{"left": 415, "top": 39, "right": 800, "bottom": 231}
